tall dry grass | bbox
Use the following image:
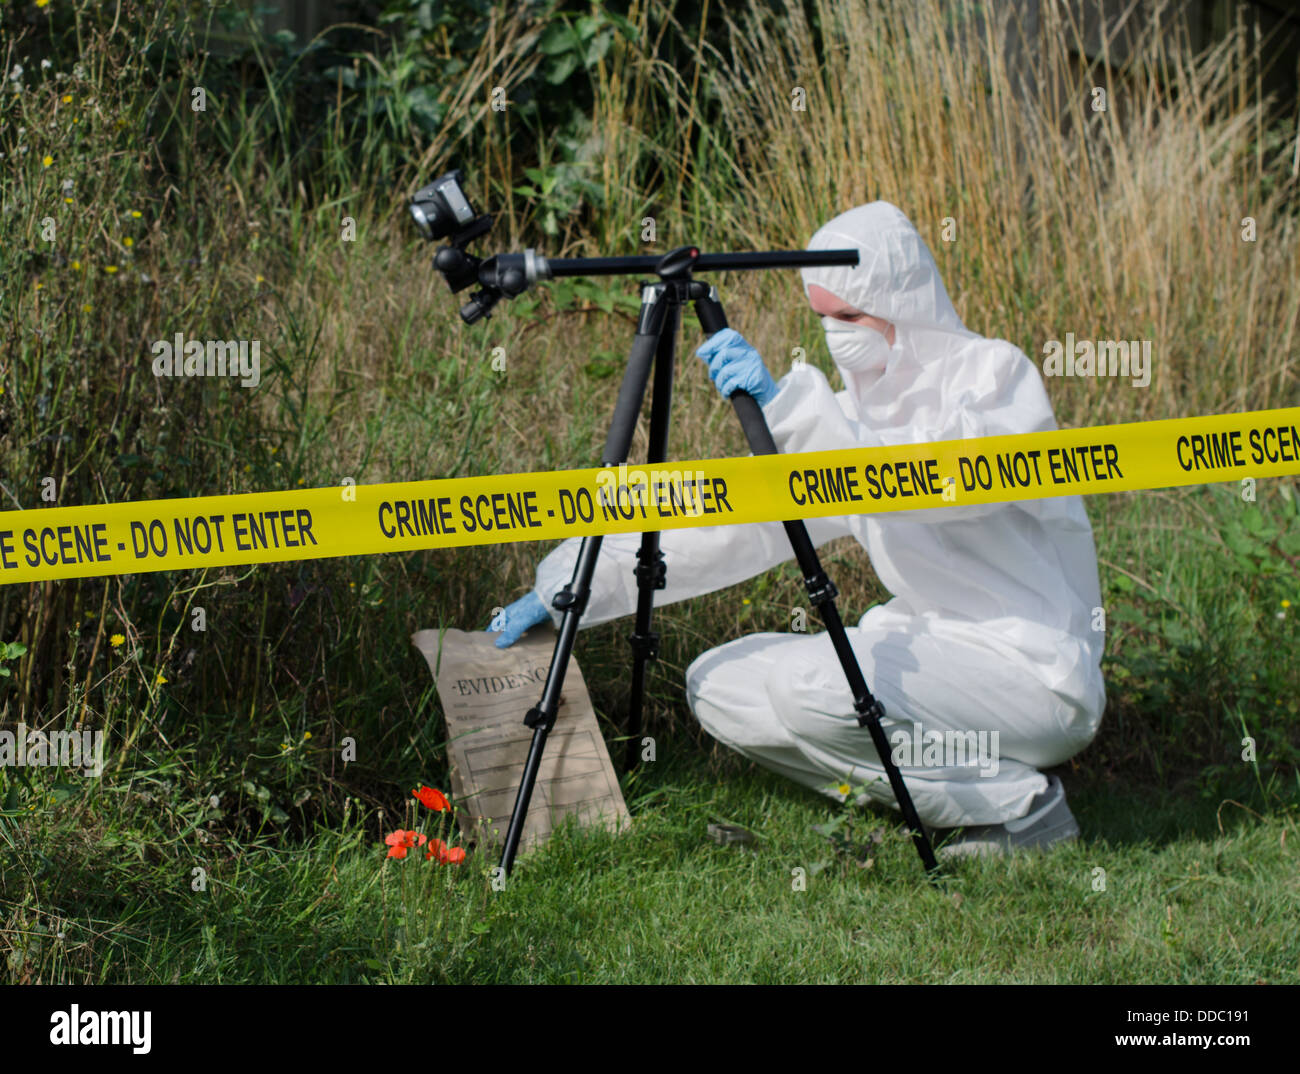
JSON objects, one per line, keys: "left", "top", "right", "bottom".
{"left": 663, "top": 0, "right": 1298, "bottom": 427}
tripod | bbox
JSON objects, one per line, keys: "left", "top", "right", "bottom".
{"left": 497, "top": 243, "right": 939, "bottom": 879}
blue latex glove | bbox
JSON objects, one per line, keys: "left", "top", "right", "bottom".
{"left": 696, "top": 327, "right": 778, "bottom": 407}
{"left": 486, "top": 591, "right": 551, "bottom": 648}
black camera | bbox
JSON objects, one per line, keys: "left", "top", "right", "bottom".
{"left": 408, "top": 170, "right": 478, "bottom": 242}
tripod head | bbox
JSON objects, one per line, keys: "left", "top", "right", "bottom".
{"left": 410, "top": 170, "right": 860, "bottom": 324}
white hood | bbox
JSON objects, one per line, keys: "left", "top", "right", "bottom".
{"left": 799, "top": 202, "right": 979, "bottom": 401}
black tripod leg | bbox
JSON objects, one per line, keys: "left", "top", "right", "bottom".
{"left": 693, "top": 293, "right": 939, "bottom": 877}
{"left": 499, "top": 286, "right": 674, "bottom": 877}
{"left": 624, "top": 298, "right": 679, "bottom": 771}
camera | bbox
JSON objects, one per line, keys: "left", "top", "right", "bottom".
{"left": 409, "top": 169, "right": 550, "bottom": 324}
{"left": 409, "top": 170, "right": 478, "bottom": 242}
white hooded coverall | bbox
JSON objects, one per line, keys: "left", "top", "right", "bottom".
{"left": 533, "top": 202, "right": 1105, "bottom": 827}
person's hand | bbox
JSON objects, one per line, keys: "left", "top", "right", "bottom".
{"left": 486, "top": 591, "right": 550, "bottom": 648}
{"left": 696, "top": 328, "right": 778, "bottom": 407}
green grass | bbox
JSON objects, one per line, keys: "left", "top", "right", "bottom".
{"left": 7, "top": 747, "right": 1297, "bottom": 984}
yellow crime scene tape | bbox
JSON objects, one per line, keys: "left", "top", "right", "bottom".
{"left": 3, "top": 407, "right": 1298, "bottom": 584}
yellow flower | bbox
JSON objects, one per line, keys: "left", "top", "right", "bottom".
{"left": 62, "top": 94, "right": 72, "bottom": 103}
{"left": 81, "top": 303, "right": 92, "bottom": 312}
{"left": 63, "top": 197, "right": 72, "bottom": 204}
{"left": 109, "top": 633, "right": 125, "bottom": 647}
{"left": 741, "top": 598, "right": 751, "bottom": 605}
{"left": 123, "top": 237, "right": 133, "bottom": 247}
{"left": 155, "top": 672, "right": 167, "bottom": 686}
{"left": 42, "top": 154, "right": 53, "bottom": 167}
{"left": 103, "top": 265, "right": 118, "bottom": 274}
{"left": 256, "top": 274, "right": 265, "bottom": 283}
{"left": 70, "top": 260, "right": 81, "bottom": 271}
{"left": 837, "top": 782, "right": 852, "bottom": 796}
{"left": 302, "top": 731, "right": 312, "bottom": 741}
{"left": 33, "top": 282, "right": 42, "bottom": 290}
{"left": 37, "top": 0, "right": 50, "bottom": 7}
{"left": 1283, "top": 599, "right": 1292, "bottom": 609}
{"left": 131, "top": 210, "right": 142, "bottom": 218}
{"left": 280, "top": 742, "right": 289, "bottom": 751}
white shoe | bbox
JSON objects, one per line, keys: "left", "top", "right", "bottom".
{"left": 936, "top": 775, "right": 1080, "bottom": 860}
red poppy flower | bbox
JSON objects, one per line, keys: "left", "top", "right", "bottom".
{"left": 424, "top": 838, "right": 466, "bottom": 865}
{"left": 384, "top": 828, "right": 427, "bottom": 851}
{"left": 387, "top": 844, "right": 408, "bottom": 859}
{"left": 412, "top": 786, "right": 450, "bottom": 812}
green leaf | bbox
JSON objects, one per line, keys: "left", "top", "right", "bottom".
{"left": 538, "top": 22, "right": 577, "bottom": 56}
{"left": 544, "top": 54, "right": 579, "bottom": 85}
{"left": 585, "top": 30, "right": 613, "bottom": 68}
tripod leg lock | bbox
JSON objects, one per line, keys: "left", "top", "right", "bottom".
{"left": 524, "top": 704, "right": 554, "bottom": 730}
{"left": 552, "top": 584, "right": 589, "bottom": 615}
{"left": 855, "top": 696, "right": 887, "bottom": 728}
{"left": 627, "top": 629, "right": 661, "bottom": 660}
{"left": 803, "top": 571, "right": 840, "bottom": 607}
{"left": 633, "top": 550, "right": 667, "bottom": 590}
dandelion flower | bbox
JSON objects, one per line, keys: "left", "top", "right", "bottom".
{"left": 42, "top": 154, "right": 53, "bottom": 167}
{"left": 109, "top": 633, "right": 125, "bottom": 647}
{"left": 61, "top": 94, "right": 72, "bottom": 103}
{"left": 837, "top": 782, "right": 852, "bottom": 796}
{"left": 131, "top": 210, "right": 142, "bottom": 218}
{"left": 103, "top": 265, "right": 118, "bottom": 274}
{"left": 1283, "top": 599, "right": 1292, "bottom": 609}
{"left": 123, "top": 237, "right": 133, "bottom": 247}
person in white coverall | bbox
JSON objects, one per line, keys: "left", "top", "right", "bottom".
{"left": 491, "top": 202, "right": 1105, "bottom": 856}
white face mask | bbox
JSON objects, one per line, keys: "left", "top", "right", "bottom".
{"left": 821, "top": 316, "right": 891, "bottom": 372}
